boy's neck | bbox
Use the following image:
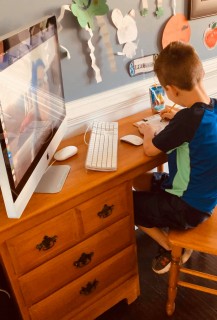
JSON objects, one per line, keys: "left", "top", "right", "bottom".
{"left": 179, "top": 82, "right": 210, "bottom": 108}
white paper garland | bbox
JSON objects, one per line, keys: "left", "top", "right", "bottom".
{"left": 85, "top": 25, "right": 102, "bottom": 83}
{"left": 172, "top": 0, "right": 176, "bottom": 15}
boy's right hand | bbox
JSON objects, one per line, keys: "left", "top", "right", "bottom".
{"left": 160, "top": 105, "right": 178, "bottom": 121}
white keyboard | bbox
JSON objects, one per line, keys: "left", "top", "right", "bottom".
{"left": 85, "top": 121, "right": 118, "bottom": 171}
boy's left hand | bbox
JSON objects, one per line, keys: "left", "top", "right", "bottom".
{"left": 138, "top": 122, "right": 156, "bottom": 137}
{"left": 137, "top": 122, "right": 162, "bottom": 156}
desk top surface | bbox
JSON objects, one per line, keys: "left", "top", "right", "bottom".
{"left": 0, "top": 110, "right": 167, "bottom": 238}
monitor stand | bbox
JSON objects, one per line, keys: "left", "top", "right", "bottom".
{"left": 34, "top": 165, "right": 71, "bottom": 193}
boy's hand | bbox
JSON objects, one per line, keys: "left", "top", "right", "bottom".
{"left": 137, "top": 122, "right": 162, "bottom": 156}
{"left": 138, "top": 122, "right": 156, "bottom": 137}
{"left": 160, "top": 105, "right": 178, "bottom": 120}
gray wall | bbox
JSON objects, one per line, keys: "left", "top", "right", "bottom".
{"left": 1, "top": 0, "right": 217, "bottom": 102}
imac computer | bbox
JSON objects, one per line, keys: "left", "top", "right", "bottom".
{"left": 0, "top": 15, "right": 68, "bottom": 218}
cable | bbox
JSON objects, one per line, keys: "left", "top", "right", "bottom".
{"left": 44, "top": 159, "right": 57, "bottom": 174}
{"left": 84, "top": 122, "right": 93, "bottom": 145}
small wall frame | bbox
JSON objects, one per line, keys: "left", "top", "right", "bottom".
{"left": 189, "top": 0, "right": 217, "bottom": 20}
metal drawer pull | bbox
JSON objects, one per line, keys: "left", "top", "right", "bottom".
{"left": 80, "top": 279, "right": 99, "bottom": 295}
{"left": 97, "top": 204, "right": 114, "bottom": 218}
{"left": 36, "top": 235, "right": 57, "bottom": 251}
{"left": 73, "top": 252, "right": 94, "bottom": 268}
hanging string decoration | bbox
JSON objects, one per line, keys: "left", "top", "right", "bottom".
{"left": 70, "top": 0, "right": 109, "bottom": 83}
{"left": 140, "top": 0, "right": 148, "bottom": 17}
{"left": 155, "top": 0, "right": 164, "bottom": 18}
{"left": 70, "top": 0, "right": 109, "bottom": 30}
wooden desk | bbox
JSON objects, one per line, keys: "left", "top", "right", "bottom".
{"left": 0, "top": 110, "right": 167, "bottom": 320}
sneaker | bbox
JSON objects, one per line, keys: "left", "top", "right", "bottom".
{"left": 152, "top": 247, "right": 193, "bottom": 274}
{"left": 152, "top": 247, "right": 172, "bottom": 274}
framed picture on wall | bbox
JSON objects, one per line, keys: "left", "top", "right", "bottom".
{"left": 189, "top": 0, "right": 217, "bottom": 20}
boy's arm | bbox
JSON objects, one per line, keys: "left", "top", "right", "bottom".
{"left": 138, "top": 123, "right": 162, "bottom": 156}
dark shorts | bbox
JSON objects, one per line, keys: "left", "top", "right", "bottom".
{"left": 133, "top": 173, "right": 210, "bottom": 230}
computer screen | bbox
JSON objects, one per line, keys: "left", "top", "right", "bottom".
{"left": 0, "top": 15, "right": 67, "bottom": 218}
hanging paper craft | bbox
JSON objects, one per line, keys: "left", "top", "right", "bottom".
{"left": 155, "top": 0, "right": 164, "bottom": 18}
{"left": 128, "top": 54, "right": 158, "bottom": 77}
{"left": 162, "top": 13, "right": 191, "bottom": 49}
{"left": 140, "top": 0, "right": 148, "bottom": 17}
{"left": 58, "top": 4, "right": 70, "bottom": 32}
{"left": 96, "top": 16, "right": 117, "bottom": 72}
{"left": 55, "top": 5, "right": 71, "bottom": 59}
{"left": 85, "top": 25, "right": 102, "bottom": 83}
{"left": 203, "top": 22, "right": 217, "bottom": 50}
{"left": 71, "top": 0, "right": 109, "bottom": 30}
{"left": 112, "top": 8, "right": 138, "bottom": 59}
{"left": 112, "top": 9, "right": 137, "bottom": 44}
{"left": 122, "top": 42, "right": 137, "bottom": 59}
{"left": 70, "top": 0, "right": 109, "bottom": 83}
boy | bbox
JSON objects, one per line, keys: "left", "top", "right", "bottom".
{"left": 133, "top": 41, "right": 217, "bottom": 274}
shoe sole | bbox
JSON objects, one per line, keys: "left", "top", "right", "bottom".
{"left": 181, "top": 249, "right": 193, "bottom": 264}
{"left": 152, "top": 262, "right": 171, "bottom": 274}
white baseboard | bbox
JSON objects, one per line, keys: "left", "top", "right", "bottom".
{"left": 65, "top": 57, "right": 217, "bottom": 138}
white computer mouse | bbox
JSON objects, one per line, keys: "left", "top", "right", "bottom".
{"left": 54, "top": 146, "right": 78, "bottom": 161}
{"left": 120, "top": 135, "right": 143, "bottom": 146}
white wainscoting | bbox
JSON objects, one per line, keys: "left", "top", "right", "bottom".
{"left": 65, "top": 57, "right": 217, "bottom": 138}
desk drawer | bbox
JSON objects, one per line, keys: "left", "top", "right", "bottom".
{"left": 6, "top": 209, "right": 80, "bottom": 275}
{"left": 76, "top": 182, "right": 131, "bottom": 236}
{"left": 29, "top": 245, "right": 137, "bottom": 320}
{"left": 19, "top": 216, "right": 133, "bottom": 306}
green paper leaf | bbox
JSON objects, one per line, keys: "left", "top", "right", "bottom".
{"left": 71, "top": 0, "right": 109, "bottom": 30}
{"left": 211, "top": 22, "right": 217, "bottom": 29}
{"left": 155, "top": 7, "right": 164, "bottom": 18}
{"left": 140, "top": 8, "right": 148, "bottom": 17}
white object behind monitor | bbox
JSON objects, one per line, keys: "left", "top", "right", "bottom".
{"left": 0, "top": 15, "right": 67, "bottom": 218}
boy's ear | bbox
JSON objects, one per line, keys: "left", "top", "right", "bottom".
{"left": 165, "top": 85, "right": 179, "bottom": 97}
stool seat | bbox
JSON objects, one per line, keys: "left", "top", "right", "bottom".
{"left": 166, "top": 206, "right": 217, "bottom": 316}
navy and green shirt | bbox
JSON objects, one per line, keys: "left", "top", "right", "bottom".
{"left": 153, "top": 98, "right": 217, "bottom": 215}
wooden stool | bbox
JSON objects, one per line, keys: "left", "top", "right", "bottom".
{"left": 166, "top": 206, "right": 217, "bottom": 316}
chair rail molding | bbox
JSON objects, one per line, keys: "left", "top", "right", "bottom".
{"left": 65, "top": 57, "right": 217, "bottom": 137}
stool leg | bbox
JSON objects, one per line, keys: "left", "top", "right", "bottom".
{"left": 157, "top": 164, "right": 164, "bottom": 172}
{"left": 166, "top": 246, "right": 182, "bottom": 316}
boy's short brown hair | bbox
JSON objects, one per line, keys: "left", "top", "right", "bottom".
{"left": 154, "top": 41, "right": 204, "bottom": 91}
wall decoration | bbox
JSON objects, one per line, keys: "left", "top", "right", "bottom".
{"left": 128, "top": 54, "right": 158, "bottom": 77}
{"left": 155, "top": 0, "right": 164, "bottom": 18}
{"left": 71, "top": 0, "right": 109, "bottom": 30}
{"left": 55, "top": 5, "right": 71, "bottom": 59}
{"left": 111, "top": 8, "right": 138, "bottom": 59}
{"left": 162, "top": 13, "right": 191, "bottom": 49}
{"left": 69, "top": 0, "right": 109, "bottom": 83}
{"left": 171, "top": 0, "right": 176, "bottom": 15}
{"left": 140, "top": 0, "right": 148, "bottom": 17}
{"left": 203, "top": 22, "right": 217, "bottom": 49}
{"left": 189, "top": 0, "right": 217, "bottom": 20}
{"left": 85, "top": 25, "right": 102, "bottom": 83}
{"left": 95, "top": 16, "right": 117, "bottom": 72}
{"left": 122, "top": 42, "right": 137, "bottom": 59}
